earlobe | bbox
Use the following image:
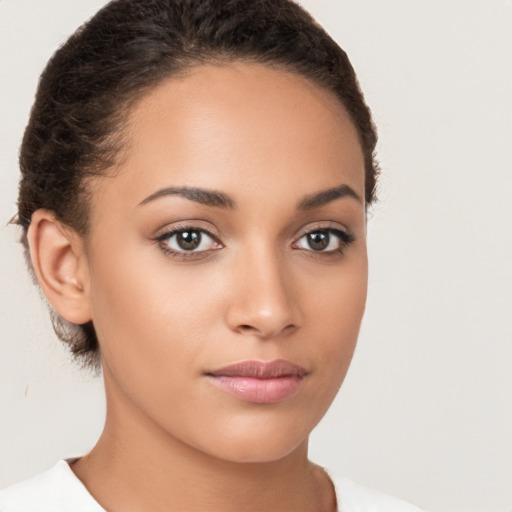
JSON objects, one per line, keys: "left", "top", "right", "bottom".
{"left": 27, "top": 209, "right": 92, "bottom": 325}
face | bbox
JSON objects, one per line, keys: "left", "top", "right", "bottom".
{"left": 83, "top": 62, "right": 367, "bottom": 463}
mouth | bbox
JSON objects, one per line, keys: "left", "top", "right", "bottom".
{"left": 205, "top": 360, "right": 308, "bottom": 404}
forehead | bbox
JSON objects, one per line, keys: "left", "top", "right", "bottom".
{"left": 93, "top": 62, "right": 365, "bottom": 211}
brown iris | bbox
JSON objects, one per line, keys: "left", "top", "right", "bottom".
{"left": 307, "top": 231, "right": 330, "bottom": 251}
{"left": 176, "top": 230, "right": 202, "bottom": 250}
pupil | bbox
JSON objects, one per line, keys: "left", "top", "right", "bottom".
{"left": 308, "top": 231, "right": 329, "bottom": 251}
{"left": 177, "top": 230, "right": 201, "bottom": 250}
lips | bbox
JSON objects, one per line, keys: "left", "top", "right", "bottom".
{"left": 205, "top": 360, "right": 307, "bottom": 404}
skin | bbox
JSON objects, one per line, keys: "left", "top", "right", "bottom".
{"left": 28, "top": 62, "right": 368, "bottom": 511}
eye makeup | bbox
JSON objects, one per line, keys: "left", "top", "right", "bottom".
{"left": 151, "top": 223, "right": 223, "bottom": 260}
{"left": 293, "top": 227, "right": 355, "bottom": 254}
{"left": 150, "top": 218, "right": 356, "bottom": 262}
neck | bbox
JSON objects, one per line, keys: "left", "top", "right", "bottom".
{"left": 71, "top": 370, "right": 336, "bottom": 512}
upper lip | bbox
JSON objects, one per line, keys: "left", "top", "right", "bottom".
{"left": 206, "top": 359, "right": 307, "bottom": 379}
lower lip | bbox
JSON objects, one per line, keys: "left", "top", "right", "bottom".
{"left": 207, "top": 375, "right": 305, "bottom": 404}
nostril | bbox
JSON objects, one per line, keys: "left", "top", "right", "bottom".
{"left": 236, "top": 323, "right": 297, "bottom": 337}
{"left": 282, "top": 324, "right": 297, "bottom": 335}
{"left": 238, "top": 324, "right": 256, "bottom": 334}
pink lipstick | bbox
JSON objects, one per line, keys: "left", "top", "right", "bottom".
{"left": 206, "top": 360, "right": 307, "bottom": 404}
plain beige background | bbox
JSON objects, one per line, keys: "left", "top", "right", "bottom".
{"left": 1, "top": 1, "right": 511, "bottom": 511}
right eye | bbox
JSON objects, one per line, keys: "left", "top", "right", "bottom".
{"left": 155, "top": 227, "right": 223, "bottom": 256}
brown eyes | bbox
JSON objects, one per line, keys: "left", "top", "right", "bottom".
{"left": 174, "top": 230, "right": 202, "bottom": 251}
{"left": 154, "top": 226, "right": 355, "bottom": 258}
{"left": 292, "top": 229, "right": 354, "bottom": 252}
{"left": 155, "top": 228, "right": 222, "bottom": 255}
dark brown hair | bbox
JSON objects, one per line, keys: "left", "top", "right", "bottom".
{"left": 16, "top": 0, "right": 378, "bottom": 369}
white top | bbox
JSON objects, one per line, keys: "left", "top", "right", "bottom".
{"left": 0, "top": 460, "right": 423, "bottom": 512}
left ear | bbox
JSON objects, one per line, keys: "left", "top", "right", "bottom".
{"left": 27, "top": 209, "right": 92, "bottom": 325}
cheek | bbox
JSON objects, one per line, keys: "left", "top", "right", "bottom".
{"left": 86, "top": 244, "right": 224, "bottom": 377}
{"left": 309, "top": 245, "right": 367, "bottom": 322}
{"left": 86, "top": 251, "right": 229, "bottom": 447}
{"left": 304, "top": 250, "right": 368, "bottom": 380}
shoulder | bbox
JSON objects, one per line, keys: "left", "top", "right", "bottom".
{"left": 327, "top": 470, "right": 425, "bottom": 512}
{"left": 0, "top": 460, "right": 104, "bottom": 512}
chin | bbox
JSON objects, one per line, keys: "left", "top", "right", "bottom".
{"left": 209, "top": 436, "right": 306, "bottom": 464}
{"left": 188, "top": 412, "right": 314, "bottom": 464}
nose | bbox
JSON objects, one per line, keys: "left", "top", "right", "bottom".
{"left": 225, "top": 248, "right": 301, "bottom": 339}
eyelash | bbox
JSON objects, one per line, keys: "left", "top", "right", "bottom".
{"left": 152, "top": 225, "right": 355, "bottom": 260}
{"left": 153, "top": 225, "right": 223, "bottom": 259}
{"left": 292, "top": 227, "right": 355, "bottom": 255}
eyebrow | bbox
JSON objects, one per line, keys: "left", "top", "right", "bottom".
{"left": 297, "top": 184, "right": 362, "bottom": 210}
{"left": 138, "top": 186, "right": 236, "bottom": 209}
{"left": 138, "top": 183, "right": 361, "bottom": 210}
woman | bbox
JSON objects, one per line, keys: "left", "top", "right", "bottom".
{"left": 0, "top": 0, "right": 423, "bottom": 510}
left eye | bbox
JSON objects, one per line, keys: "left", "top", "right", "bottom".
{"left": 158, "top": 229, "right": 220, "bottom": 253}
{"left": 294, "top": 229, "right": 351, "bottom": 252}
